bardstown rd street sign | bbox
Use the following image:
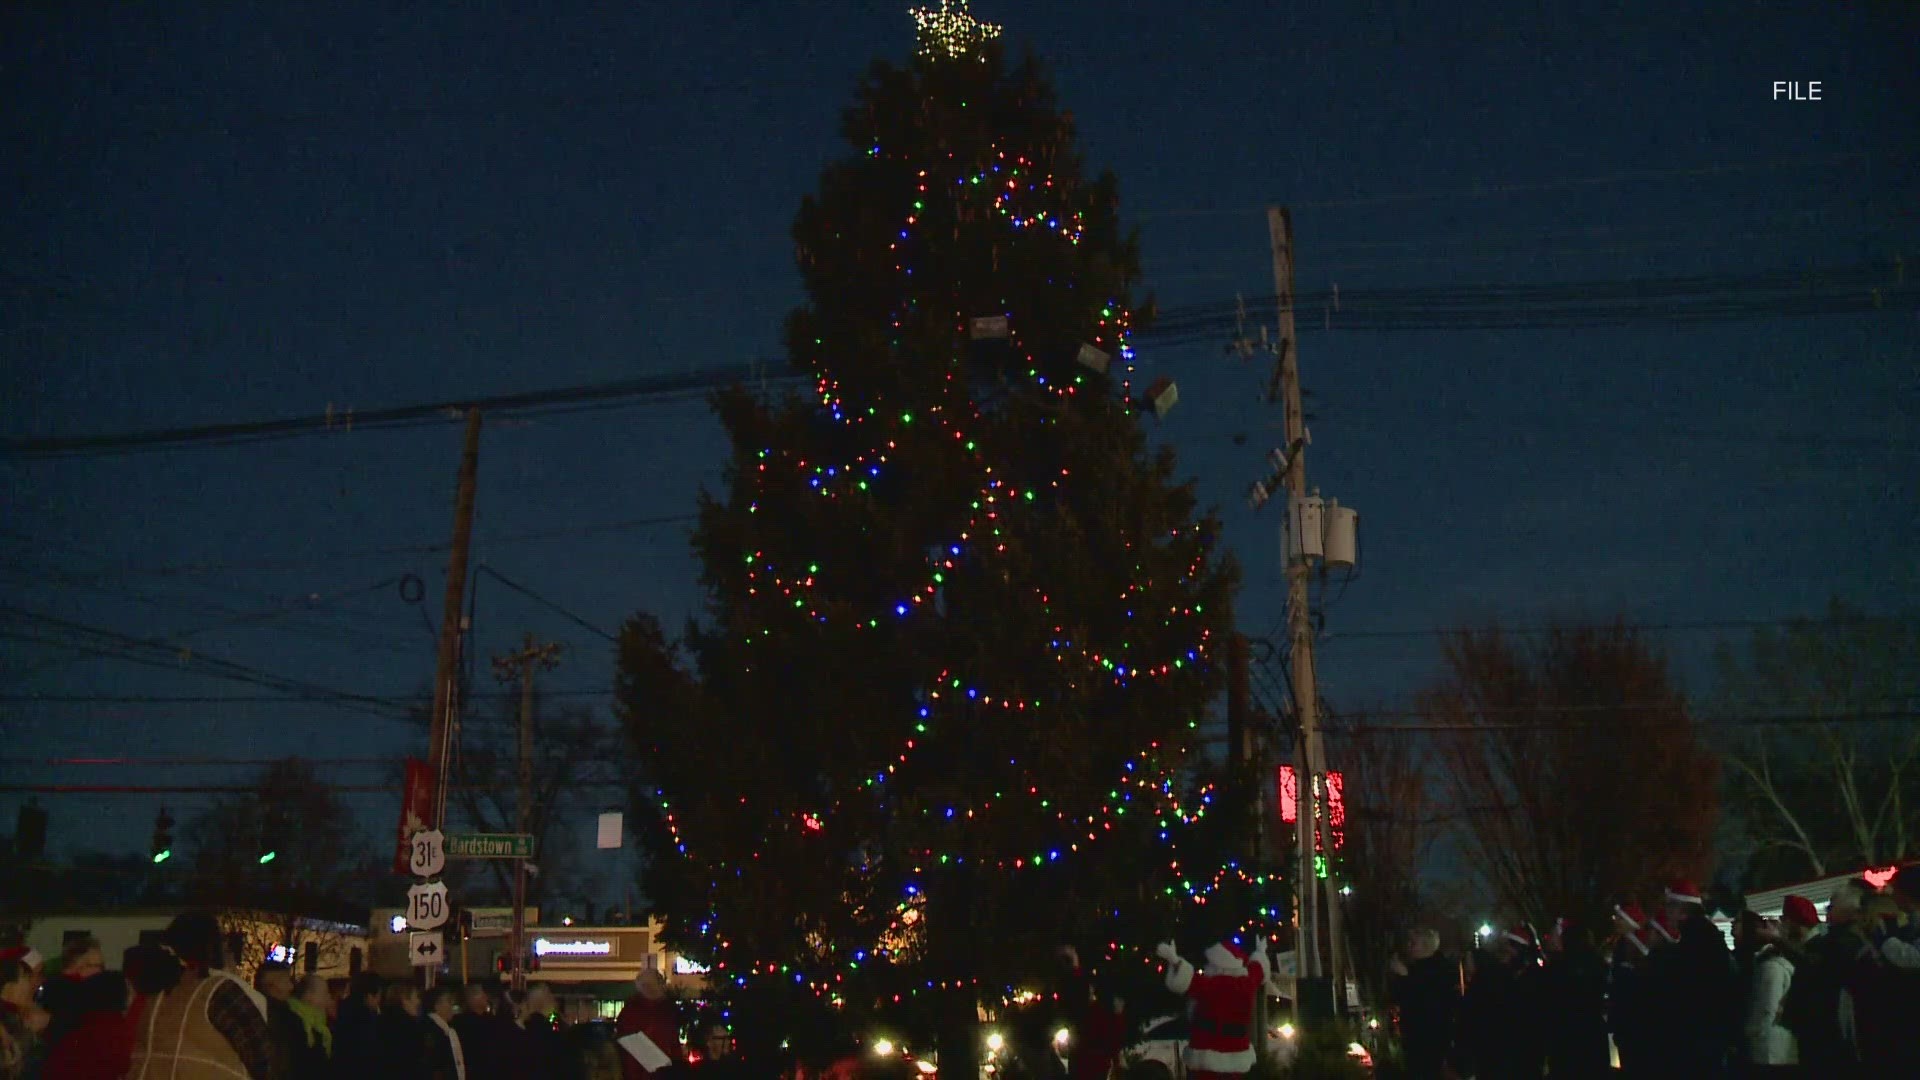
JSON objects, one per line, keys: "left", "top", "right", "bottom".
{"left": 445, "top": 833, "right": 535, "bottom": 859}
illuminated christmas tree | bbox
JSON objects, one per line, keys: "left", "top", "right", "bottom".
{"left": 617, "top": 1, "right": 1237, "bottom": 1048}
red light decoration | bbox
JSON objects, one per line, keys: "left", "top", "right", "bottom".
{"left": 1325, "top": 770, "right": 1345, "bottom": 852}
{"left": 1277, "top": 765, "right": 1343, "bottom": 851}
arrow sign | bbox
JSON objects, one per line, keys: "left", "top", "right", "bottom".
{"left": 406, "top": 881, "right": 450, "bottom": 930}
{"left": 410, "top": 931, "right": 444, "bottom": 967}
{"left": 409, "top": 829, "right": 446, "bottom": 878}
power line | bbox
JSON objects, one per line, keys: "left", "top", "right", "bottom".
{"left": 0, "top": 514, "right": 697, "bottom": 574}
{"left": 0, "top": 607, "right": 416, "bottom": 722}
{"left": 474, "top": 565, "right": 617, "bottom": 643}
{"left": 0, "top": 364, "right": 803, "bottom": 458}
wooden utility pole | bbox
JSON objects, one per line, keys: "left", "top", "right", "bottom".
{"left": 493, "top": 636, "right": 560, "bottom": 993}
{"left": 428, "top": 409, "right": 483, "bottom": 831}
{"left": 1267, "top": 208, "right": 1337, "bottom": 994}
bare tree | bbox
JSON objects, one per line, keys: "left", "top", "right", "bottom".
{"left": 1423, "top": 622, "right": 1718, "bottom": 926}
{"left": 1715, "top": 601, "right": 1920, "bottom": 882}
{"left": 183, "top": 758, "right": 373, "bottom": 976}
{"left": 1323, "top": 711, "right": 1441, "bottom": 1010}
{"left": 446, "top": 684, "right": 621, "bottom": 905}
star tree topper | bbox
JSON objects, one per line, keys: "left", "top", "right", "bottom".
{"left": 910, "top": 0, "right": 1001, "bottom": 59}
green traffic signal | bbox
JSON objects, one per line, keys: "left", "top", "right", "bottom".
{"left": 152, "top": 850, "right": 172, "bottom": 864}
{"left": 258, "top": 851, "right": 277, "bottom": 864}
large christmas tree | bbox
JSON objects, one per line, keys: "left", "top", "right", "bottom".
{"left": 617, "top": 0, "right": 1238, "bottom": 1047}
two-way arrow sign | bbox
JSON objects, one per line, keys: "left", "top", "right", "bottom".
{"left": 409, "top": 931, "right": 444, "bottom": 967}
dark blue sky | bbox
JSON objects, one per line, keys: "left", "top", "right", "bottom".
{"left": 4, "top": 1, "right": 1916, "bottom": 883}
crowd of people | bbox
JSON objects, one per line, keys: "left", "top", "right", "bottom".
{"left": 1388, "top": 869, "right": 1920, "bottom": 1077}
{"left": 0, "top": 912, "right": 755, "bottom": 1080}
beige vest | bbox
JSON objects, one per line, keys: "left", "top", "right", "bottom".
{"left": 130, "top": 970, "right": 261, "bottom": 1079}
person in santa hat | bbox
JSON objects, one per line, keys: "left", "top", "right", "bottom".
{"left": 1154, "top": 936, "right": 1269, "bottom": 1079}
{"left": 1540, "top": 916, "right": 1609, "bottom": 1078}
{"left": 1648, "top": 879, "right": 1737, "bottom": 1075}
{"left": 1608, "top": 902, "right": 1658, "bottom": 1077}
{"left": 1454, "top": 926, "right": 1545, "bottom": 1079}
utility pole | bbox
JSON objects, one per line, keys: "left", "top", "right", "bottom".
{"left": 1238, "top": 209, "right": 1360, "bottom": 1022}
{"left": 493, "top": 636, "right": 561, "bottom": 993}
{"left": 417, "top": 408, "right": 480, "bottom": 992}
{"left": 428, "top": 409, "right": 483, "bottom": 831}
{"left": 1268, "top": 207, "right": 1338, "bottom": 996}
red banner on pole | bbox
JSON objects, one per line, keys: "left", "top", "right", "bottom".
{"left": 395, "top": 757, "right": 433, "bottom": 874}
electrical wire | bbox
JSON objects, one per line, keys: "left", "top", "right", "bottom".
{"left": 0, "top": 607, "right": 416, "bottom": 722}
{"left": 0, "top": 364, "right": 803, "bottom": 458}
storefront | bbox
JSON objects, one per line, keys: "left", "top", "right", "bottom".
{"left": 367, "top": 913, "right": 708, "bottom": 1016}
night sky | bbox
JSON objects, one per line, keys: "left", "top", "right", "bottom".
{"left": 4, "top": 1, "right": 1916, "bottom": 890}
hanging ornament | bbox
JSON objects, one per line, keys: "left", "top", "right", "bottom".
{"left": 970, "top": 315, "right": 1010, "bottom": 340}
{"left": 1134, "top": 377, "right": 1178, "bottom": 419}
{"left": 1075, "top": 343, "right": 1111, "bottom": 376}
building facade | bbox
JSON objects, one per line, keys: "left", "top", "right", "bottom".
{"left": 24, "top": 908, "right": 371, "bottom": 981}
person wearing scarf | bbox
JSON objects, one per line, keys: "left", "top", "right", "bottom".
{"left": 421, "top": 986, "right": 465, "bottom": 1080}
{"left": 285, "top": 976, "right": 333, "bottom": 1079}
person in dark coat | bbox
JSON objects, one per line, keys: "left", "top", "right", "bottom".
{"left": 421, "top": 986, "right": 465, "bottom": 1080}
{"left": 39, "top": 935, "right": 106, "bottom": 1050}
{"left": 1389, "top": 929, "right": 1460, "bottom": 1080}
{"left": 501, "top": 985, "right": 572, "bottom": 1079}
{"left": 257, "top": 961, "right": 312, "bottom": 1080}
{"left": 330, "top": 974, "right": 385, "bottom": 1079}
{"left": 375, "top": 982, "right": 428, "bottom": 1079}
{"left": 1452, "top": 929, "right": 1541, "bottom": 1080}
{"left": 1607, "top": 902, "right": 1658, "bottom": 1077}
{"left": 1650, "top": 881, "right": 1738, "bottom": 1077}
{"left": 1540, "top": 920, "right": 1610, "bottom": 1078}
{"left": 285, "top": 975, "right": 335, "bottom": 1080}
{"left": 1055, "top": 947, "right": 1126, "bottom": 1080}
{"left": 449, "top": 985, "right": 504, "bottom": 1080}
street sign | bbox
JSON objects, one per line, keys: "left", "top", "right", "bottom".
{"left": 406, "top": 881, "right": 450, "bottom": 930}
{"left": 408, "top": 829, "right": 446, "bottom": 878}
{"left": 445, "top": 832, "right": 535, "bottom": 860}
{"left": 409, "top": 931, "right": 444, "bottom": 967}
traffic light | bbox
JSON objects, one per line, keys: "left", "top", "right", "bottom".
{"left": 151, "top": 808, "right": 174, "bottom": 864}
{"left": 258, "top": 851, "right": 277, "bottom": 864}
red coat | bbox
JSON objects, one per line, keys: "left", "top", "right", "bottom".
{"left": 614, "top": 993, "right": 683, "bottom": 1079}
{"left": 1165, "top": 948, "right": 1265, "bottom": 1075}
{"left": 41, "top": 1004, "right": 139, "bottom": 1080}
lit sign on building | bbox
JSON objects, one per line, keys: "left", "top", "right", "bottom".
{"left": 266, "top": 944, "right": 292, "bottom": 964}
{"left": 673, "top": 956, "right": 709, "bottom": 975}
{"left": 533, "top": 938, "right": 614, "bottom": 958}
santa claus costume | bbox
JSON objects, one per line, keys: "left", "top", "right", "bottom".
{"left": 1155, "top": 938, "right": 1269, "bottom": 1080}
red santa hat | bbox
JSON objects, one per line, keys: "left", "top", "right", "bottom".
{"left": 1501, "top": 926, "right": 1535, "bottom": 948}
{"left": 1201, "top": 939, "right": 1251, "bottom": 972}
{"left": 1649, "top": 914, "right": 1679, "bottom": 944}
{"left": 1665, "top": 879, "right": 1703, "bottom": 906}
{"left": 1781, "top": 895, "right": 1820, "bottom": 929}
{"left": 0, "top": 945, "right": 41, "bottom": 970}
{"left": 1613, "top": 901, "right": 1646, "bottom": 929}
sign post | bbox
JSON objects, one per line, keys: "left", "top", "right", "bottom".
{"left": 406, "top": 881, "right": 450, "bottom": 931}
{"left": 408, "top": 829, "right": 450, "bottom": 987}
{"left": 409, "top": 931, "right": 444, "bottom": 968}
